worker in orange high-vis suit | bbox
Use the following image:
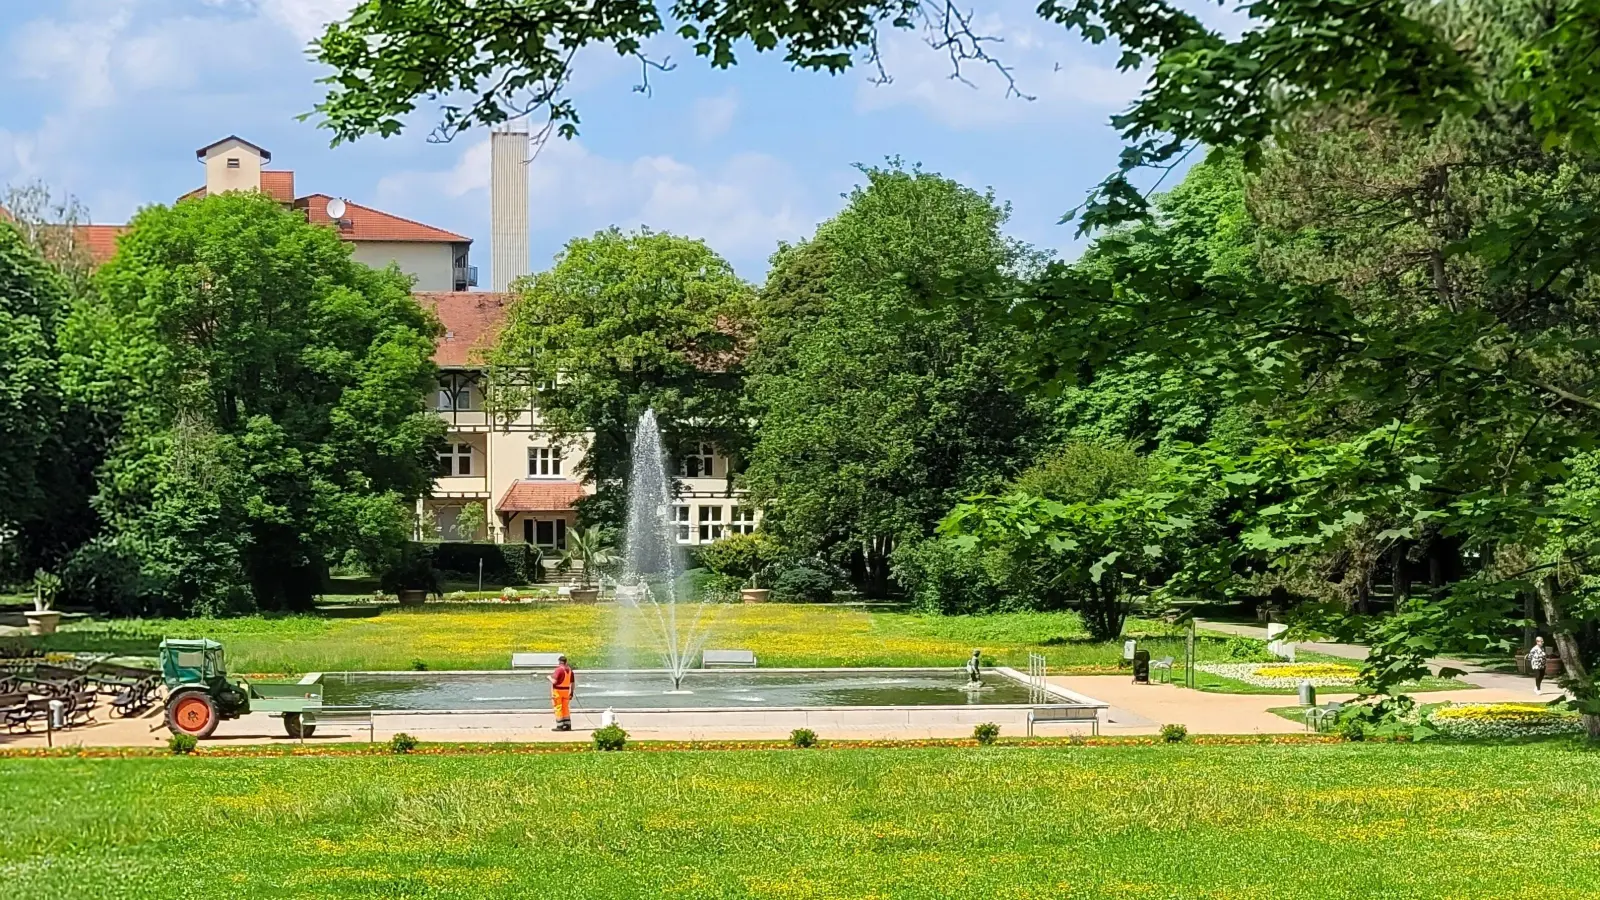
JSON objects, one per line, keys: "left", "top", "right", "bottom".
{"left": 549, "top": 655, "right": 575, "bottom": 731}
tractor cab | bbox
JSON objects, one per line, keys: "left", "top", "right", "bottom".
{"left": 159, "top": 638, "right": 228, "bottom": 689}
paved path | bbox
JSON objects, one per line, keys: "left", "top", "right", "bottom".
{"left": 1047, "top": 675, "right": 1538, "bottom": 736}
{"left": 2, "top": 674, "right": 1548, "bottom": 749}
{"left": 1197, "top": 619, "right": 1540, "bottom": 693}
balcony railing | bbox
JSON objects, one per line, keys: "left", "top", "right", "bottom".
{"left": 454, "top": 265, "right": 478, "bottom": 289}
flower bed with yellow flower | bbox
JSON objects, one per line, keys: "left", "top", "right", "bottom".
{"left": 1196, "top": 661, "right": 1362, "bottom": 687}
{"left": 1426, "top": 703, "right": 1582, "bottom": 739}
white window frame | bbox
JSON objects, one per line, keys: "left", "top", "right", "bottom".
{"left": 437, "top": 442, "right": 473, "bottom": 477}
{"left": 681, "top": 443, "right": 716, "bottom": 479}
{"left": 672, "top": 505, "right": 691, "bottom": 544}
{"left": 527, "top": 446, "right": 563, "bottom": 478}
{"left": 730, "top": 506, "right": 757, "bottom": 535}
{"left": 698, "top": 505, "right": 725, "bottom": 543}
{"left": 436, "top": 378, "right": 475, "bottom": 411}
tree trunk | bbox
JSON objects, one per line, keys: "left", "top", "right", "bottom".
{"left": 1523, "top": 590, "right": 1538, "bottom": 655}
{"left": 1537, "top": 576, "right": 1600, "bottom": 739}
{"left": 1390, "top": 544, "right": 1409, "bottom": 603}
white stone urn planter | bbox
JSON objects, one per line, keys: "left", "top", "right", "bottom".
{"left": 740, "top": 588, "right": 771, "bottom": 604}
{"left": 25, "top": 610, "right": 63, "bottom": 635}
{"left": 569, "top": 587, "right": 601, "bottom": 604}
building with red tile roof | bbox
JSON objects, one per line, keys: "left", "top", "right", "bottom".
{"left": 71, "top": 135, "right": 475, "bottom": 291}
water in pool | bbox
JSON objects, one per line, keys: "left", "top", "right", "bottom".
{"left": 322, "top": 669, "right": 1038, "bottom": 710}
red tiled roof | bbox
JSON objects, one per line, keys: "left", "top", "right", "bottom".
{"left": 416, "top": 291, "right": 509, "bottom": 367}
{"left": 180, "top": 170, "right": 297, "bottom": 204}
{"left": 297, "top": 193, "right": 470, "bottom": 243}
{"left": 78, "top": 225, "right": 127, "bottom": 266}
{"left": 497, "top": 482, "right": 586, "bottom": 513}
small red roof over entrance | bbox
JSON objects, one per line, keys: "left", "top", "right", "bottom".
{"left": 497, "top": 482, "right": 585, "bottom": 514}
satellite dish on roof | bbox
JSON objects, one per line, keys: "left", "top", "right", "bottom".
{"left": 325, "top": 197, "right": 347, "bottom": 220}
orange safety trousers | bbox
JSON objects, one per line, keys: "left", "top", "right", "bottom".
{"left": 552, "top": 688, "right": 572, "bottom": 720}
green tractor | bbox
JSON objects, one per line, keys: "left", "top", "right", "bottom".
{"left": 159, "top": 638, "right": 323, "bottom": 739}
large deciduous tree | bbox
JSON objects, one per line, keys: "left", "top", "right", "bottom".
{"left": 743, "top": 164, "right": 1039, "bottom": 595}
{"left": 489, "top": 228, "right": 753, "bottom": 526}
{"left": 60, "top": 192, "right": 443, "bottom": 615}
{"left": 0, "top": 219, "right": 71, "bottom": 556}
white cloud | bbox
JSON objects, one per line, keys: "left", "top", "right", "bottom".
{"left": 377, "top": 135, "right": 820, "bottom": 278}
{"left": 254, "top": 0, "right": 357, "bottom": 43}
{"left": 11, "top": 4, "right": 134, "bottom": 108}
{"left": 528, "top": 139, "right": 813, "bottom": 259}
{"left": 377, "top": 138, "right": 493, "bottom": 200}
{"left": 856, "top": 14, "right": 1144, "bottom": 129}
{"left": 692, "top": 90, "right": 739, "bottom": 141}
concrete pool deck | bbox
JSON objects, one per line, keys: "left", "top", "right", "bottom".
{"left": 0, "top": 676, "right": 1546, "bottom": 749}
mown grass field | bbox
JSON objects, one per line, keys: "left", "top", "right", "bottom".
{"left": 13, "top": 604, "right": 1215, "bottom": 674}
{"left": 3, "top": 742, "right": 1596, "bottom": 899}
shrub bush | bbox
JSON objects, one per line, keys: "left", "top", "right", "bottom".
{"left": 1340, "top": 719, "right": 1367, "bottom": 742}
{"left": 771, "top": 561, "right": 836, "bottom": 603}
{"left": 790, "top": 727, "right": 818, "bottom": 748}
{"left": 592, "top": 723, "right": 628, "bottom": 751}
{"left": 891, "top": 538, "right": 1003, "bottom": 614}
{"left": 1160, "top": 723, "right": 1188, "bottom": 743}
{"left": 380, "top": 545, "right": 442, "bottom": 595}
{"left": 409, "top": 659, "right": 428, "bottom": 671}
{"left": 389, "top": 732, "right": 419, "bottom": 754}
{"left": 168, "top": 733, "right": 198, "bottom": 755}
{"left": 973, "top": 722, "right": 1000, "bottom": 745}
{"left": 694, "top": 533, "right": 778, "bottom": 582}
{"left": 60, "top": 537, "right": 159, "bottom": 617}
{"left": 1223, "top": 635, "right": 1274, "bottom": 661}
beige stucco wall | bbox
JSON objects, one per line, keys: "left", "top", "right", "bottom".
{"left": 352, "top": 241, "right": 457, "bottom": 291}
{"left": 202, "top": 138, "right": 264, "bottom": 194}
{"left": 426, "top": 371, "right": 753, "bottom": 545}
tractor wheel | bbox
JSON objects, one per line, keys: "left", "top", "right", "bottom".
{"left": 283, "top": 713, "right": 316, "bottom": 739}
{"left": 166, "top": 691, "right": 220, "bottom": 739}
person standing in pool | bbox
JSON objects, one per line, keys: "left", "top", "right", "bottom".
{"left": 549, "top": 655, "right": 575, "bottom": 731}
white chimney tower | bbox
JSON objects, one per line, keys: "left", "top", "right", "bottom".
{"left": 490, "top": 123, "right": 530, "bottom": 292}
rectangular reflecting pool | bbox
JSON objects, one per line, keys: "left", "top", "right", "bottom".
{"left": 319, "top": 668, "right": 1040, "bottom": 711}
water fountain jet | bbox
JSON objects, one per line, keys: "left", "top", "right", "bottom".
{"left": 616, "top": 409, "right": 723, "bottom": 692}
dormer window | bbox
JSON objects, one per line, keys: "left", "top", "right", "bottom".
{"left": 226, "top": 158, "right": 240, "bottom": 169}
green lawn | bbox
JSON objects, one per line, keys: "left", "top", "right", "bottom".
{"left": 3, "top": 742, "right": 1595, "bottom": 898}
{"left": 9, "top": 604, "right": 1217, "bottom": 674}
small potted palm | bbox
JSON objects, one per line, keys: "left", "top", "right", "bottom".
{"left": 741, "top": 564, "right": 774, "bottom": 604}
{"left": 383, "top": 548, "right": 440, "bottom": 607}
{"left": 559, "top": 526, "right": 616, "bottom": 603}
{"left": 24, "top": 570, "right": 63, "bottom": 635}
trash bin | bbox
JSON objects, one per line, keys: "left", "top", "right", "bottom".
{"left": 1132, "top": 649, "right": 1151, "bottom": 684}
{"left": 1298, "top": 680, "right": 1316, "bottom": 707}
{"left": 48, "top": 699, "right": 65, "bottom": 730}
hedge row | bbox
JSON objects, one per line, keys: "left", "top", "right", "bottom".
{"left": 415, "top": 542, "right": 545, "bottom": 585}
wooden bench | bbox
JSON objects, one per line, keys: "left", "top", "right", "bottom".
{"left": 1027, "top": 704, "right": 1100, "bottom": 737}
{"left": 302, "top": 706, "right": 375, "bottom": 742}
{"left": 511, "top": 652, "right": 565, "bottom": 670}
{"left": 702, "top": 649, "right": 757, "bottom": 668}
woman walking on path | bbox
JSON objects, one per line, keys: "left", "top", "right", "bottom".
{"left": 1528, "top": 636, "right": 1548, "bottom": 696}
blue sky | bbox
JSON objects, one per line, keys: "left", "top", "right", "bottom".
{"left": 0, "top": 0, "right": 1242, "bottom": 283}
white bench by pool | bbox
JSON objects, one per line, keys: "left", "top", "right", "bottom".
{"left": 702, "top": 649, "right": 758, "bottom": 668}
